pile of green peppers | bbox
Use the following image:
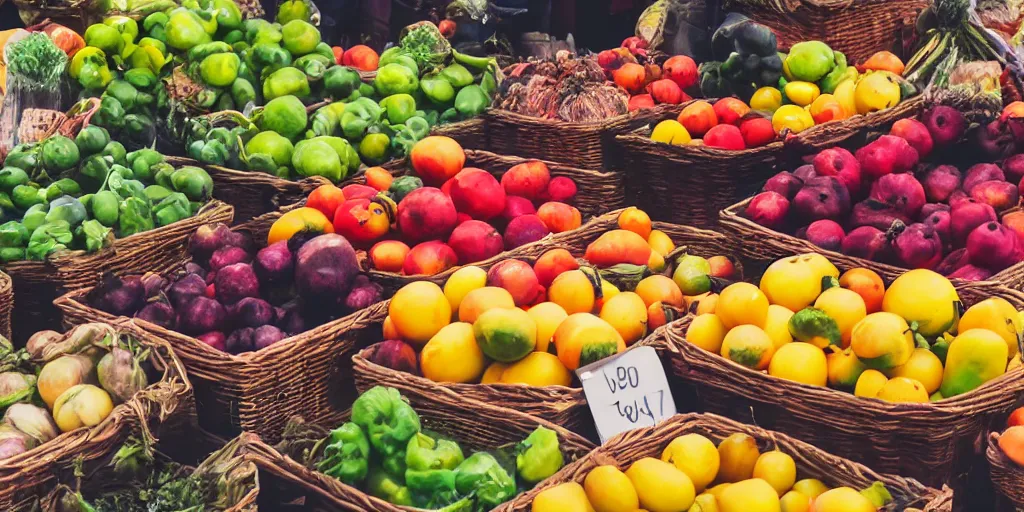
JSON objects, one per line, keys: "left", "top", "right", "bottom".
{"left": 0, "top": 128, "right": 213, "bottom": 262}
{"left": 313, "top": 386, "right": 565, "bottom": 511}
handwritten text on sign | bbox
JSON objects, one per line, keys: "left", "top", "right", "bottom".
{"left": 578, "top": 346, "right": 676, "bottom": 443}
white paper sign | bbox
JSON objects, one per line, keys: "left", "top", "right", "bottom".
{"left": 577, "top": 345, "right": 676, "bottom": 443}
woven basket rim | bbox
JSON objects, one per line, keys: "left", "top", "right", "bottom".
{"left": 663, "top": 281, "right": 1024, "bottom": 414}
{"left": 487, "top": 102, "right": 681, "bottom": 129}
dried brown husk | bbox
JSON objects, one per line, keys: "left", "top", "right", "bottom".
{"left": 33, "top": 323, "right": 117, "bottom": 364}
{"left": 496, "top": 54, "right": 628, "bottom": 122}
{"left": 97, "top": 347, "right": 149, "bottom": 404}
{"left": 3, "top": 403, "right": 58, "bottom": 445}
{"left": 0, "top": 424, "right": 36, "bottom": 460}
{"left": 0, "top": 372, "right": 36, "bottom": 409}
{"left": 25, "top": 330, "right": 63, "bottom": 361}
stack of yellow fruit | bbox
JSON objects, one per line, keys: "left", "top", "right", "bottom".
{"left": 531, "top": 430, "right": 893, "bottom": 512}
{"left": 685, "top": 254, "right": 1020, "bottom": 402}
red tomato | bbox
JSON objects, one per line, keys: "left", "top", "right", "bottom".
{"left": 439, "top": 19, "right": 456, "bottom": 38}
{"left": 332, "top": 46, "right": 344, "bottom": 65}
{"left": 306, "top": 184, "right": 346, "bottom": 219}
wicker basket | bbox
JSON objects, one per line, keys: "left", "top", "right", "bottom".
{"left": 0, "top": 321, "right": 194, "bottom": 509}
{"left": 432, "top": 117, "right": 488, "bottom": 150}
{"left": 617, "top": 96, "right": 925, "bottom": 228}
{"left": 659, "top": 280, "right": 1024, "bottom": 492}
{"left": 988, "top": 431, "right": 1024, "bottom": 509}
{"left": 719, "top": 196, "right": 1024, "bottom": 289}
{"left": 0, "top": 270, "right": 11, "bottom": 341}
{"left": 2, "top": 200, "right": 233, "bottom": 341}
{"left": 728, "top": 0, "right": 928, "bottom": 64}
{"left": 495, "top": 412, "right": 953, "bottom": 512}
{"left": 484, "top": 104, "right": 677, "bottom": 171}
{"left": 16, "top": 109, "right": 66, "bottom": 144}
{"left": 241, "top": 387, "right": 596, "bottom": 512}
{"left": 56, "top": 284, "right": 390, "bottom": 442}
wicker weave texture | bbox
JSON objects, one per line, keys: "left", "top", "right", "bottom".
{"left": 988, "top": 431, "right": 1024, "bottom": 509}
{"left": 0, "top": 270, "right": 11, "bottom": 341}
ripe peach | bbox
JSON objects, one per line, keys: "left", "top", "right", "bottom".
{"left": 487, "top": 259, "right": 544, "bottom": 306}
{"left": 712, "top": 98, "right": 750, "bottom": 126}
{"left": 889, "top": 118, "right": 934, "bottom": 158}
{"left": 410, "top": 136, "right": 466, "bottom": 186}
{"left": 677, "top": 101, "right": 718, "bottom": 137}
{"left": 613, "top": 62, "right": 646, "bottom": 94}
{"left": 739, "top": 117, "right": 776, "bottom": 148}
{"left": 663, "top": 55, "right": 697, "bottom": 89}
{"left": 502, "top": 196, "right": 536, "bottom": 226}
{"left": 537, "top": 202, "right": 582, "bottom": 233}
{"left": 403, "top": 241, "right": 458, "bottom": 276}
{"left": 533, "top": 248, "right": 579, "bottom": 287}
{"left": 618, "top": 207, "right": 652, "bottom": 239}
{"left": 450, "top": 168, "right": 507, "bottom": 221}
{"left": 369, "top": 240, "right": 410, "bottom": 272}
{"left": 708, "top": 256, "right": 735, "bottom": 278}
{"left": 1002, "top": 101, "right": 1024, "bottom": 122}
{"left": 703, "top": 124, "right": 746, "bottom": 150}
{"left": 397, "top": 187, "right": 458, "bottom": 242}
{"left": 1002, "top": 210, "right": 1024, "bottom": 247}
{"left": 647, "top": 79, "right": 685, "bottom": 104}
{"left": 501, "top": 160, "right": 551, "bottom": 201}
{"left": 809, "top": 94, "right": 846, "bottom": 124}
{"left": 544, "top": 177, "right": 577, "bottom": 204}
{"left": 628, "top": 94, "right": 655, "bottom": 111}
{"left": 504, "top": 214, "right": 550, "bottom": 249}
{"left": 448, "top": 220, "right": 504, "bottom": 264}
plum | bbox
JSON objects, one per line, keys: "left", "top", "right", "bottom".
{"left": 949, "top": 190, "right": 971, "bottom": 207}
{"left": 967, "top": 222, "right": 1021, "bottom": 271}
{"left": 805, "top": 220, "right": 845, "bottom": 252}
{"left": 177, "top": 297, "right": 226, "bottom": 334}
{"left": 254, "top": 325, "right": 287, "bottom": 350}
{"left": 196, "top": 331, "right": 227, "bottom": 352}
{"left": 962, "top": 163, "right": 1005, "bottom": 194}
{"left": 367, "top": 340, "right": 420, "bottom": 375}
{"left": 791, "top": 176, "right": 851, "bottom": 222}
{"left": 140, "top": 273, "right": 167, "bottom": 299}
{"left": 745, "top": 191, "right": 790, "bottom": 230}
{"left": 189, "top": 223, "right": 235, "bottom": 263}
{"left": 229, "top": 297, "right": 274, "bottom": 328}
{"left": 89, "top": 274, "right": 146, "bottom": 316}
{"left": 762, "top": 171, "right": 804, "bottom": 200}
{"left": 275, "top": 301, "right": 306, "bottom": 335}
{"left": 889, "top": 222, "right": 942, "bottom": 269}
{"left": 225, "top": 327, "right": 255, "bottom": 354}
{"left": 951, "top": 201, "right": 997, "bottom": 247}
{"left": 848, "top": 199, "right": 909, "bottom": 231}
{"left": 254, "top": 242, "right": 294, "bottom": 284}
{"left": 842, "top": 226, "right": 891, "bottom": 261}
{"left": 135, "top": 300, "right": 176, "bottom": 330}
{"left": 215, "top": 263, "right": 260, "bottom": 305}
{"left": 209, "top": 246, "right": 252, "bottom": 272}
{"left": 921, "top": 165, "right": 961, "bottom": 203}
{"left": 920, "top": 106, "right": 967, "bottom": 146}
{"left": 183, "top": 262, "right": 206, "bottom": 276}
{"left": 295, "top": 234, "right": 359, "bottom": 301}
{"left": 869, "top": 173, "right": 926, "bottom": 218}
{"left": 344, "top": 275, "right": 383, "bottom": 310}
{"left": 167, "top": 273, "right": 207, "bottom": 311}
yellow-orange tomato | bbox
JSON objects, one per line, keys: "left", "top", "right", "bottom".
{"left": 267, "top": 207, "right": 334, "bottom": 245}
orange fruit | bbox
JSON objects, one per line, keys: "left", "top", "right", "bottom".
{"left": 364, "top": 166, "right": 393, "bottom": 191}
{"left": 618, "top": 207, "right": 653, "bottom": 240}
{"left": 635, "top": 275, "right": 684, "bottom": 308}
{"left": 677, "top": 100, "right": 718, "bottom": 137}
{"left": 839, "top": 268, "right": 885, "bottom": 314}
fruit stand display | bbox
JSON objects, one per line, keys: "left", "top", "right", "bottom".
{"left": 240, "top": 385, "right": 596, "bottom": 511}
{"left": 0, "top": 271, "right": 10, "bottom": 340}
{"left": 351, "top": 208, "right": 738, "bottom": 433}
{"left": 660, "top": 253, "right": 1024, "bottom": 493}
{"left": 0, "top": 322, "right": 193, "bottom": 509}
{"left": 721, "top": 102, "right": 1024, "bottom": 287}
{"left": 988, "top": 408, "right": 1024, "bottom": 509}
{"left": 496, "top": 412, "right": 952, "bottom": 512}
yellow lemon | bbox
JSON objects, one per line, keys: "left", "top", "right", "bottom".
{"left": 480, "top": 362, "right": 508, "bottom": 384}
{"left": 887, "top": 348, "right": 943, "bottom": 394}
{"left": 584, "top": 465, "right": 640, "bottom": 512}
{"left": 768, "top": 343, "right": 827, "bottom": 386}
{"left": 779, "top": 491, "right": 809, "bottom": 512}
{"left": 600, "top": 292, "right": 649, "bottom": 345}
{"left": 717, "top": 478, "right": 781, "bottom": 512}
{"left": 833, "top": 79, "right": 857, "bottom": 118}
{"left": 854, "top": 71, "right": 901, "bottom": 115}
{"left": 881, "top": 269, "right": 959, "bottom": 337}
{"left": 810, "top": 487, "right": 875, "bottom": 512}
{"left": 717, "top": 433, "right": 760, "bottom": 483}
{"left": 854, "top": 369, "right": 888, "bottom": 398}
{"left": 783, "top": 81, "right": 820, "bottom": 107}
{"left": 661, "top": 433, "right": 720, "bottom": 492}
{"left": 626, "top": 457, "right": 696, "bottom": 512}
{"left": 499, "top": 352, "right": 572, "bottom": 387}
{"left": 792, "top": 479, "right": 827, "bottom": 500}
{"left": 753, "top": 451, "right": 796, "bottom": 496}
{"left": 876, "top": 376, "right": 929, "bottom": 403}
{"left": 443, "top": 266, "right": 487, "bottom": 314}
{"left": 759, "top": 254, "right": 838, "bottom": 312}
{"left": 772, "top": 105, "right": 814, "bottom": 134}
{"left": 390, "top": 281, "right": 451, "bottom": 346}
{"left": 533, "top": 482, "right": 596, "bottom": 512}
{"left": 813, "top": 287, "right": 867, "bottom": 347}
{"left": 750, "top": 87, "right": 783, "bottom": 112}
{"left": 528, "top": 302, "right": 568, "bottom": 353}
{"left": 651, "top": 119, "right": 692, "bottom": 145}
{"left": 687, "top": 314, "right": 728, "bottom": 353}
{"left": 648, "top": 229, "right": 676, "bottom": 256}
{"left": 763, "top": 305, "right": 795, "bottom": 349}
{"left": 850, "top": 312, "right": 914, "bottom": 370}
{"left": 959, "top": 297, "right": 1022, "bottom": 360}
{"left": 717, "top": 283, "right": 769, "bottom": 329}
{"left": 420, "top": 322, "right": 486, "bottom": 383}
{"left": 721, "top": 325, "right": 775, "bottom": 371}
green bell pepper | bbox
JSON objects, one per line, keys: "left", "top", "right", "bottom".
{"left": 453, "top": 452, "right": 516, "bottom": 509}
{"left": 11, "top": 185, "right": 44, "bottom": 211}
{"left": 0, "top": 167, "right": 29, "bottom": 193}
{"left": 197, "top": 139, "right": 230, "bottom": 166}
{"left": 276, "top": 0, "right": 312, "bottom": 24}
{"left": 27, "top": 221, "right": 73, "bottom": 260}
{"left": 153, "top": 163, "right": 176, "bottom": 189}
{"left": 45, "top": 196, "right": 88, "bottom": 227}
{"left": 84, "top": 24, "right": 124, "bottom": 56}
{"left": 91, "top": 97, "right": 126, "bottom": 132}
{"left": 251, "top": 42, "right": 291, "bottom": 70}
{"left": 22, "top": 204, "right": 47, "bottom": 233}
{"left": 102, "top": 141, "right": 127, "bottom": 167}
{"left": 118, "top": 196, "right": 154, "bottom": 236}
{"left": 390, "top": 116, "right": 430, "bottom": 158}
{"left": 44, "top": 179, "right": 81, "bottom": 202}
{"left": 103, "top": 16, "right": 139, "bottom": 45}
{"left": 104, "top": 81, "right": 153, "bottom": 113}
{"left": 340, "top": 97, "right": 384, "bottom": 141}
{"left": 373, "top": 63, "right": 418, "bottom": 97}
{"left": 124, "top": 67, "right": 159, "bottom": 89}
{"left": 351, "top": 386, "right": 421, "bottom": 457}
{"left": 41, "top": 135, "right": 80, "bottom": 173}
{"left": 294, "top": 53, "right": 330, "bottom": 81}
{"left": 316, "top": 422, "right": 370, "bottom": 485}
{"left": 244, "top": 18, "right": 282, "bottom": 45}
{"left": 366, "top": 465, "right": 412, "bottom": 506}
{"left": 123, "top": 114, "right": 156, "bottom": 146}
{"left": 323, "top": 65, "right": 361, "bottom": 100}
{"left": 359, "top": 133, "right": 390, "bottom": 165}
{"left": 515, "top": 426, "right": 564, "bottom": 483}
{"left": 379, "top": 94, "right": 417, "bottom": 125}
{"left": 263, "top": 66, "right": 310, "bottom": 101}
{"left": 69, "top": 47, "right": 113, "bottom": 91}
{"left": 91, "top": 191, "right": 121, "bottom": 227}
{"left": 406, "top": 469, "right": 459, "bottom": 509}
{"left": 75, "top": 219, "right": 113, "bottom": 252}
{"left": 76, "top": 126, "right": 111, "bottom": 156}
{"left": 223, "top": 29, "right": 244, "bottom": 45}
{"left": 0, "top": 247, "right": 23, "bottom": 262}
{"left": 406, "top": 432, "right": 464, "bottom": 472}
{"left": 454, "top": 85, "right": 489, "bottom": 118}
{"left": 308, "top": 102, "right": 344, "bottom": 138}
{"left": 420, "top": 75, "right": 455, "bottom": 105}
{"left": 203, "top": 0, "right": 242, "bottom": 31}
{"left": 127, "top": 149, "right": 164, "bottom": 182}
{"left": 291, "top": 139, "right": 343, "bottom": 182}
{"left": 199, "top": 52, "right": 240, "bottom": 87}
{"left": 4, "top": 146, "right": 38, "bottom": 176}
{"left": 143, "top": 185, "right": 172, "bottom": 203}
{"left": 143, "top": 12, "right": 169, "bottom": 42}
{"left": 165, "top": 8, "right": 213, "bottom": 51}
{"left": 231, "top": 78, "right": 257, "bottom": 107}
{"left": 170, "top": 166, "right": 213, "bottom": 201}
{"left": 388, "top": 175, "right": 422, "bottom": 202}
{"left": 0, "top": 221, "right": 28, "bottom": 248}
{"left": 153, "top": 192, "right": 192, "bottom": 226}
